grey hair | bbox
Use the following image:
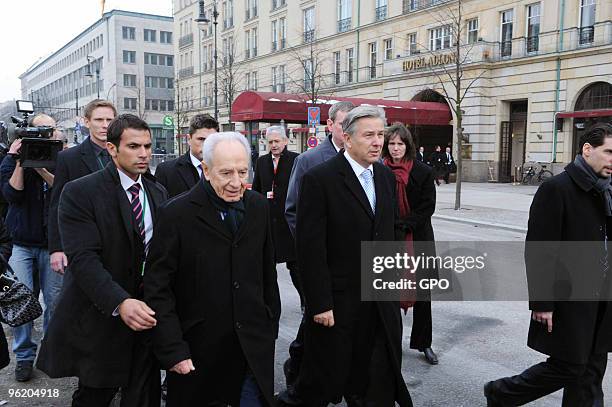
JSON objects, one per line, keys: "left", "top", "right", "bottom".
{"left": 342, "top": 105, "right": 386, "bottom": 136}
{"left": 265, "top": 125, "right": 287, "bottom": 140}
{"left": 328, "top": 101, "right": 355, "bottom": 122}
{"left": 201, "top": 131, "right": 251, "bottom": 168}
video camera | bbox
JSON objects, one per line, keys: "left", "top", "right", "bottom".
{"left": 8, "top": 100, "right": 62, "bottom": 169}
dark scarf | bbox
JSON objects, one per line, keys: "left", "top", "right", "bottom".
{"left": 203, "top": 180, "right": 246, "bottom": 235}
{"left": 574, "top": 154, "right": 612, "bottom": 216}
{"left": 384, "top": 157, "right": 416, "bottom": 312}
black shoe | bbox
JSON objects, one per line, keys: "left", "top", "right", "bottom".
{"left": 161, "top": 376, "right": 167, "bottom": 400}
{"left": 15, "top": 360, "right": 33, "bottom": 382}
{"left": 484, "top": 382, "right": 503, "bottom": 406}
{"left": 283, "top": 358, "right": 298, "bottom": 387}
{"left": 421, "top": 347, "right": 438, "bottom": 365}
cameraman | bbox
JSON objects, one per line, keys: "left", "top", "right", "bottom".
{"left": 0, "top": 113, "right": 63, "bottom": 382}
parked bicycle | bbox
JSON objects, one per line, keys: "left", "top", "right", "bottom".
{"left": 521, "top": 163, "right": 553, "bottom": 185}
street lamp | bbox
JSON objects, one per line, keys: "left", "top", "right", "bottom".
{"left": 85, "top": 55, "right": 100, "bottom": 99}
{"left": 195, "top": 0, "right": 219, "bottom": 121}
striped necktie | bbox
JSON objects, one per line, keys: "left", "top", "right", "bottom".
{"left": 360, "top": 168, "right": 376, "bottom": 213}
{"left": 128, "top": 183, "right": 146, "bottom": 245}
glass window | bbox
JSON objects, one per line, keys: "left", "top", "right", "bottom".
{"left": 346, "top": 48, "right": 354, "bottom": 83}
{"left": 144, "top": 29, "right": 157, "bottom": 42}
{"left": 429, "top": 25, "right": 451, "bottom": 50}
{"left": 467, "top": 18, "right": 479, "bottom": 44}
{"left": 123, "top": 50, "right": 136, "bottom": 63}
{"left": 160, "top": 31, "right": 173, "bottom": 44}
{"left": 526, "top": 3, "right": 540, "bottom": 53}
{"left": 406, "top": 33, "right": 417, "bottom": 56}
{"left": 384, "top": 38, "right": 393, "bottom": 60}
{"left": 123, "top": 74, "right": 136, "bottom": 87}
{"left": 580, "top": 0, "right": 596, "bottom": 44}
{"left": 334, "top": 51, "right": 341, "bottom": 84}
{"left": 500, "top": 9, "right": 513, "bottom": 57}
{"left": 123, "top": 98, "right": 137, "bottom": 110}
{"left": 122, "top": 26, "right": 135, "bottom": 40}
{"left": 369, "top": 42, "right": 377, "bottom": 79}
{"left": 304, "top": 7, "right": 315, "bottom": 35}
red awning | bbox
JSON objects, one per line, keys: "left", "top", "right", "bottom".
{"left": 230, "top": 91, "right": 452, "bottom": 126}
{"left": 557, "top": 109, "right": 612, "bottom": 119}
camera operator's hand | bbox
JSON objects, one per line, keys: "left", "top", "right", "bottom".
{"left": 34, "top": 168, "right": 54, "bottom": 187}
{"left": 8, "top": 139, "right": 22, "bottom": 155}
{"left": 50, "top": 251, "right": 68, "bottom": 275}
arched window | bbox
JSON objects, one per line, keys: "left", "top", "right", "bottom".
{"left": 411, "top": 89, "right": 447, "bottom": 104}
{"left": 575, "top": 82, "right": 612, "bottom": 111}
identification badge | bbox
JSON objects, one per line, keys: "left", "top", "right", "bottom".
{"left": 266, "top": 191, "right": 274, "bottom": 199}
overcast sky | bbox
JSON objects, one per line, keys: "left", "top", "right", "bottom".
{"left": 0, "top": 0, "right": 173, "bottom": 102}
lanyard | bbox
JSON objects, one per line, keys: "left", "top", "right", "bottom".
{"left": 96, "top": 155, "right": 105, "bottom": 170}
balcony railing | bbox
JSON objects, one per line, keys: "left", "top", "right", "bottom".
{"left": 337, "top": 18, "right": 351, "bottom": 33}
{"left": 178, "top": 67, "right": 194, "bottom": 78}
{"left": 303, "top": 30, "right": 315, "bottom": 43}
{"left": 252, "top": 47, "right": 258, "bottom": 57}
{"left": 375, "top": 5, "right": 387, "bottom": 21}
{"left": 245, "top": 49, "right": 250, "bottom": 59}
{"left": 271, "top": 41, "right": 277, "bottom": 51}
{"left": 579, "top": 26, "right": 594, "bottom": 45}
{"left": 526, "top": 35, "right": 539, "bottom": 53}
{"left": 501, "top": 40, "right": 512, "bottom": 58}
{"left": 403, "top": 0, "right": 451, "bottom": 13}
{"left": 223, "top": 17, "right": 234, "bottom": 30}
{"left": 280, "top": 38, "right": 287, "bottom": 49}
{"left": 179, "top": 33, "right": 194, "bottom": 48}
{"left": 272, "top": 0, "right": 285, "bottom": 10}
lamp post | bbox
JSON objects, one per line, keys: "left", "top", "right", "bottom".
{"left": 85, "top": 55, "right": 100, "bottom": 99}
{"left": 195, "top": 0, "right": 219, "bottom": 121}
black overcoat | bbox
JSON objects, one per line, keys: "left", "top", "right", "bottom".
{"left": 295, "top": 153, "right": 412, "bottom": 406}
{"left": 252, "top": 148, "right": 299, "bottom": 263}
{"left": 37, "top": 164, "right": 167, "bottom": 387}
{"left": 143, "top": 182, "right": 281, "bottom": 406}
{"left": 48, "top": 137, "right": 103, "bottom": 253}
{"left": 525, "top": 161, "right": 612, "bottom": 364}
{"left": 154, "top": 152, "right": 199, "bottom": 199}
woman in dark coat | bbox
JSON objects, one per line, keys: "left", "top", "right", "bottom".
{"left": 383, "top": 123, "right": 439, "bottom": 365}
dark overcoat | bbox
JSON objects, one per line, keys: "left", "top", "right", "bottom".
{"left": 525, "top": 161, "right": 612, "bottom": 364}
{"left": 295, "top": 153, "right": 412, "bottom": 406}
{"left": 48, "top": 136, "right": 104, "bottom": 253}
{"left": 36, "top": 164, "right": 167, "bottom": 387}
{"left": 143, "top": 182, "right": 281, "bottom": 407}
{"left": 252, "top": 148, "right": 299, "bottom": 263}
{"left": 154, "top": 152, "right": 199, "bottom": 199}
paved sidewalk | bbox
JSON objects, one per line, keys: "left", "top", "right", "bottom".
{"left": 433, "top": 182, "right": 540, "bottom": 233}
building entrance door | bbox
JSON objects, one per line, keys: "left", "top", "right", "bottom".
{"left": 499, "top": 101, "right": 528, "bottom": 182}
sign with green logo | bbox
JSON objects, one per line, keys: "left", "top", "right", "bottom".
{"left": 162, "top": 115, "right": 174, "bottom": 129}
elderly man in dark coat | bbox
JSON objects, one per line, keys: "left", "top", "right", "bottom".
{"left": 144, "top": 131, "right": 281, "bottom": 407}
{"left": 485, "top": 123, "right": 612, "bottom": 406}
{"left": 279, "top": 106, "right": 412, "bottom": 406}
{"left": 252, "top": 126, "right": 301, "bottom": 305}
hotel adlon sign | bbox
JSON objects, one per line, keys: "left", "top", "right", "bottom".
{"left": 403, "top": 53, "right": 457, "bottom": 71}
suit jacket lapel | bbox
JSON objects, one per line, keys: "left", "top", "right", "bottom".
{"left": 142, "top": 177, "right": 164, "bottom": 221}
{"left": 373, "top": 164, "right": 387, "bottom": 231}
{"left": 193, "top": 182, "right": 232, "bottom": 241}
{"left": 105, "top": 166, "right": 135, "bottom": 251}
{"left": 233, "top": 192, "right": 252, "bottom": 244}
{"left": 178, "top": 153, "right": 199, "bottom": 189}
{"left": 338, "top": 155, "right": 374, "bottom": 219}
{"left": 81, "top": 137, "right": 100, "bottom": 173}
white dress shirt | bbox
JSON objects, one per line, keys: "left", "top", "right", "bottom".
{"left": 343, "top": 151, "right": 375, "bottom": 197}
{"left": 331, "top": 137, "right": 342, "bottom": 153}
{"left": 117, "top": 169, "right": 153, "bottom": 247}
{"left": 190, "top": 153, "right": 203, "bottom": 178}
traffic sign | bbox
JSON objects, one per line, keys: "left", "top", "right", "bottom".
{"left": 307, "top": 107, "right": 320, "bottom": 126}
{"left": 307, "top": 135, "right": 318, "bottom": 149}
{"left": 162, "top": 115, "right": 174, "bottom": 129}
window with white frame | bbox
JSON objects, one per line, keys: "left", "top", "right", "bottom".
{"left": 429, "top": 25, "right": 451, "bottom": 50}
{"left": 122, "top": 26, "right": 135, "bottom": 40}
{"left": 500, "top": 9, "right": 513, "bottom": 57}
{"left": 252, "top": 27, "right": 258, "bottom": 57}
{"left": 467, "top": 18, "right": 478, "bottom": 44}
{"left": 279, "top": 17, "right": 287, "bottom": 48}
{"left": 333, "top": 52, "right": 341, "bottom": 84}
{"left": 304, "top": 58, "right": 313, "bottom": 90}
{"left": 384, "top": 38, "right": 393, "bottom": 60}
{"left": 303, "top": 7, "right": 315, "bottom": 42}
{"left": 337, "top": 0, "right": 351, "bottom": 32}
{"left": 245, "top": 30, "right": 251, "bottom": 58}
{"left": 144, "top": 29, "right": 156, "bottom": 42}
{"left": 526, "top": 3, "right": 540, "bottom": 53}
{"left": 346, "top": 48, "right": 354, "bottom": 83}
{"left": 369, "top": 42, "right": 377, "bottom": 79}
{"left": 579, "top": 0, "right": 596, "bottom": 44}
{"left": 406, "top": 33, "right": 417, "bottom": 55}
{"left": 123, "top": 74, "right": 136, "bottom": 87}
{"left": 271, "top": 20, "right": 278, "bottom": 50}
{"left": 272, "top": 66, "right": 278, "bottom": 91}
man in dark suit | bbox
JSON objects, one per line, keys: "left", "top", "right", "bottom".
{"left": 416, "top": 146, "right": 426, "bottom": 163}
{"left": 37, "top": 114, "right": 167, "bottom": 407}
{"left": 154, "top": 114, "right": 218, "bottom": 198}
{"left": 48, "top": 99, "right": 117, "bottom": 275}
{"left": 281, "top": 101, "right": 354, "bottom": 391}
{"left": 485, "top": 123, "right": 612, "bottom": 406}
{"left": 443, "top": 146, "right": 455, "bottom": 184}
{"left": 252, "top": 126, "right": 301, "bottom": 306}
{"left": 144, "top": 132, "right": 280, "bottom": 406}
{"left": 278, "top": 106, "right": 412, "bottom": 406}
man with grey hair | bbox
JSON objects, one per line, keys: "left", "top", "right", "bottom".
{"left": 252, "top": 126, "right": 302, "bottom": 309}
{"left": 279, "top": 101, "right": 355, "bottom": 393}
{"left": 278, "top": 106, "right": 412, "bottom": 406}
{"left": 144, "top": 132, "right": 281, "bottom": 406}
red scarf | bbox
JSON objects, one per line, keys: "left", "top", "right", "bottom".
{"left": 384, "top": 158, "right": 416, "bottom": 312}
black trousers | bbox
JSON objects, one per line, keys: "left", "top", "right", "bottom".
{"left": 409, "top": 300, "right": 433, "bottom": 350}
{"left": 488, "top": 353, "right": 607, "bottom": 406}
{"left": 72, "top": 334, "right": 160, "bottom": 407}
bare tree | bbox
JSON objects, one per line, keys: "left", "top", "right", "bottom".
{"left": 173, "top": 78, "right": 191, "bottom": 155}
{"left": 419, "top": 0, "right": 487, "bottom": 210}
{"left": 218, "top": 36, "right": 245, "bottom": 127}
{"left": 128, "top": 85, "right": 148, "bottom": 121}
{"left": 286, "top": 29, "right": 330, "bottom": 103}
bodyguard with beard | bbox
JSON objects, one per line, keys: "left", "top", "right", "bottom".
{"left": 144, "top": 132, "right": 280, "bottom": 406}
{"left": 485, "top": 123, "right": 612, "bottom": 406}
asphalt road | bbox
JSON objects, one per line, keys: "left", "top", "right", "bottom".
{"left": 1, "top": 219, "right": 610, "bottom": 406}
